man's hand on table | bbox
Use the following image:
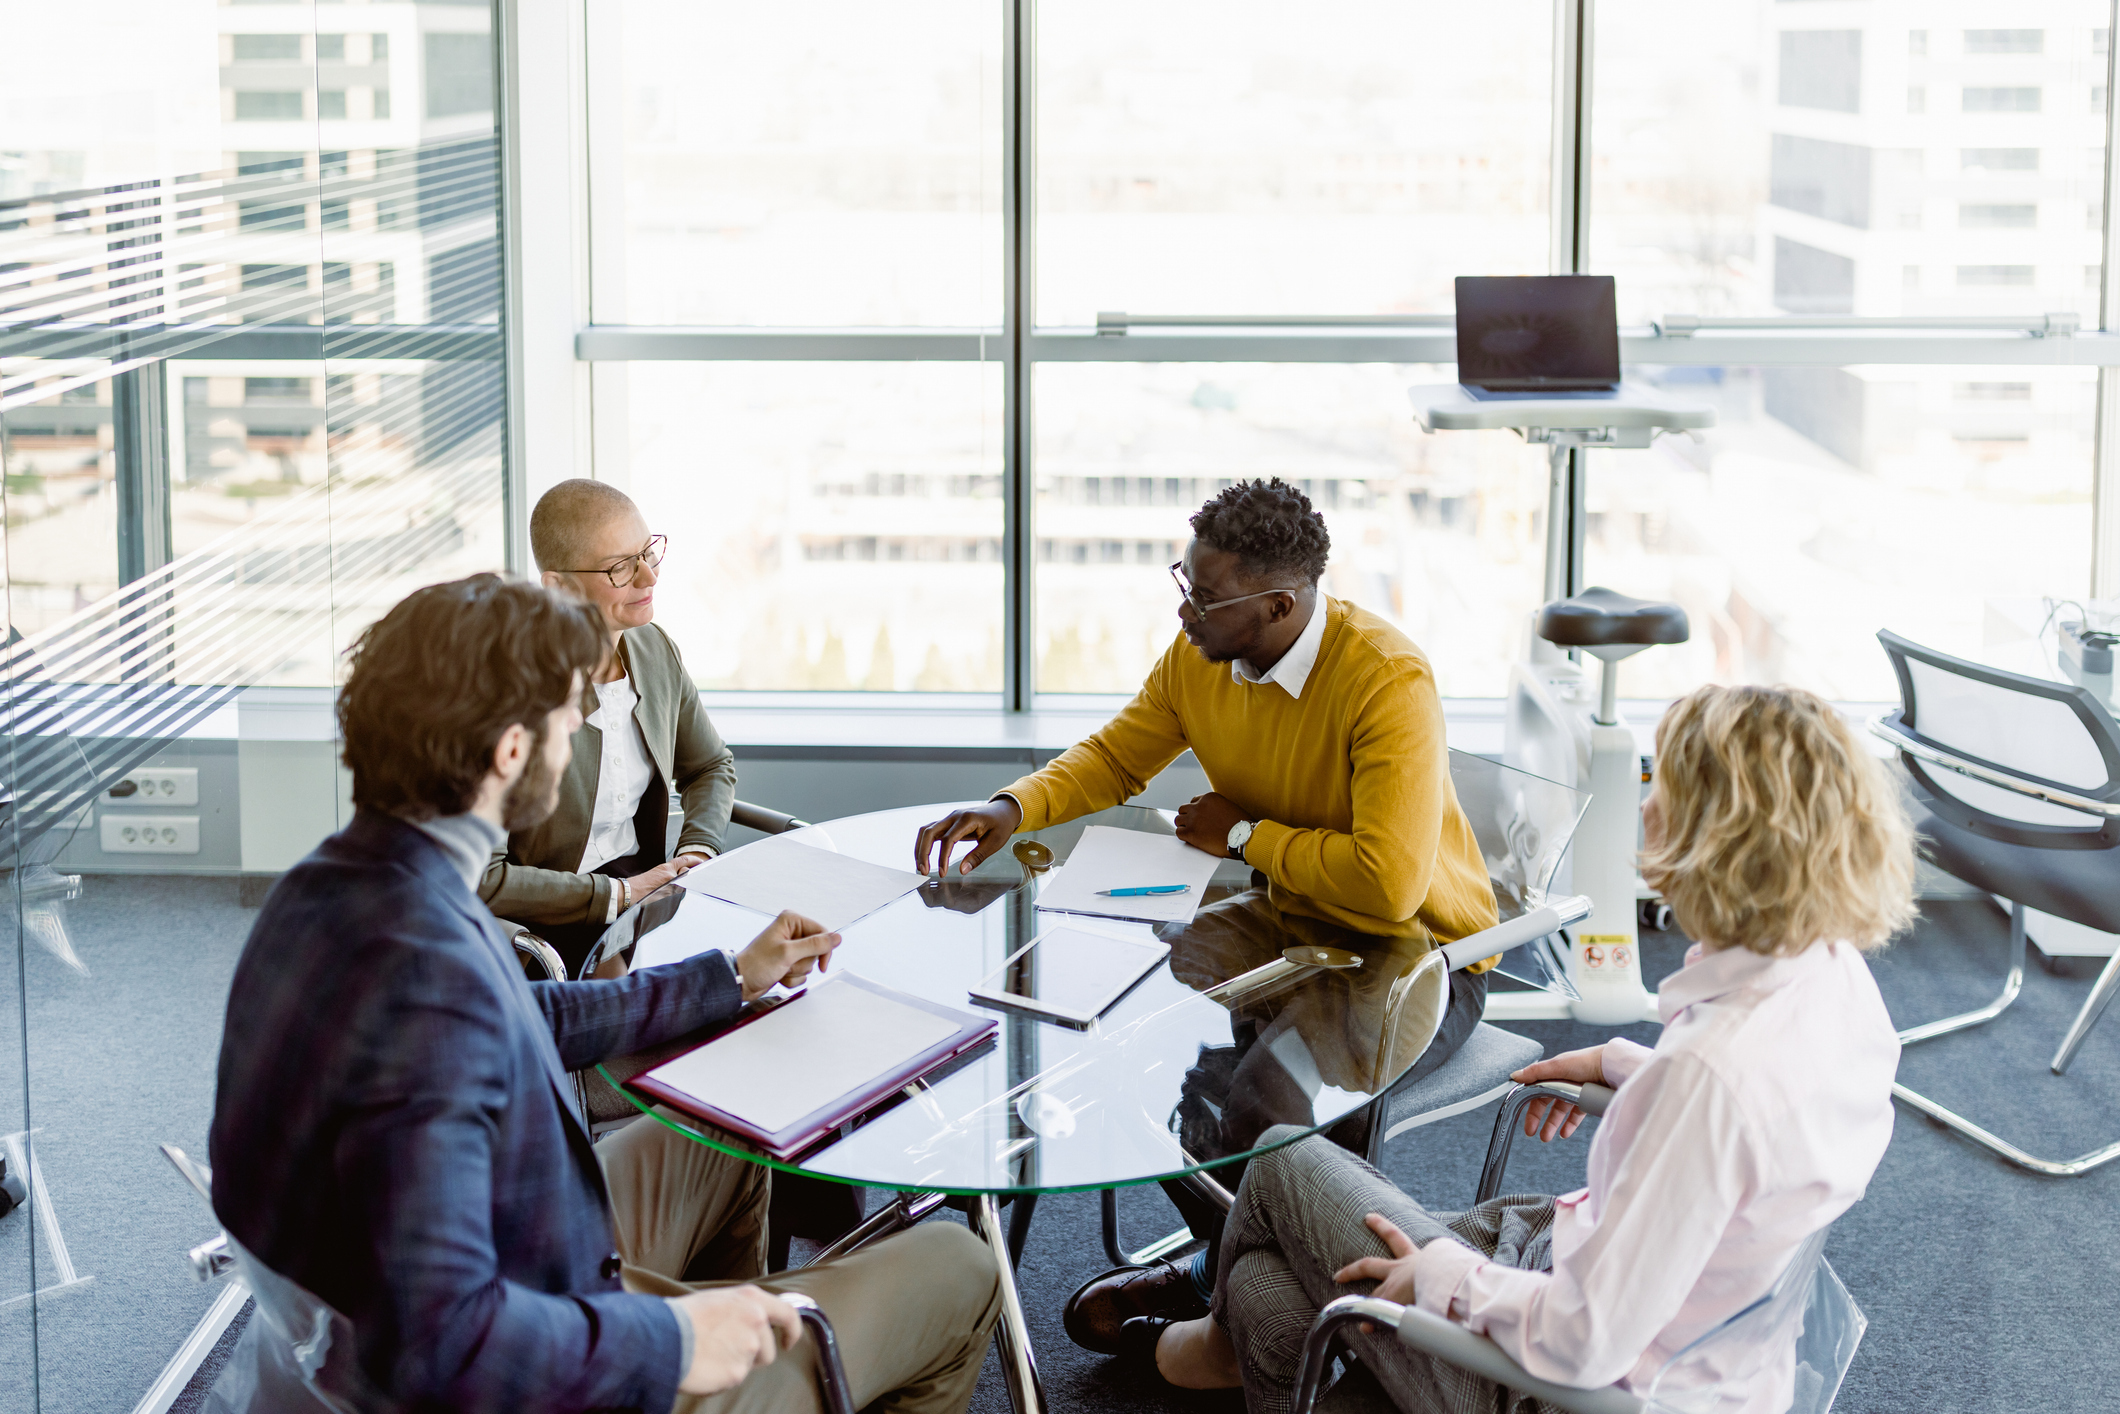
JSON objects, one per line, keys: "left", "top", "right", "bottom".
{"left": 674, "top": 1286, "right": 806, "bottom": 1395}
{"left": 1173, "top": 792, "right": 1246, "bottom": 857}
{"left": 914, "top": 797, "right": 1023, "bottom": 876}
{"left": 1510, "top": 1045, "right": 1608, "bottom": 1142}
{"left": 735, "top": 910, "right": 841, "bottom": 1002}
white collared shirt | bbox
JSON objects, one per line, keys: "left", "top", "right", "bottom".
{"left": 1412, "top": 939, "right": 1900, "bottom": 1408}
{"left": 1229, "top": 595, "right": 1327, "bottom": 699}
{"left": 578, "top": 673, "right": 655, "bottom": 876}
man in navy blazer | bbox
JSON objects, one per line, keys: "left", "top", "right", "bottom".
{"left": 211, "top": 575, "right": 1000, "bottom": 1413}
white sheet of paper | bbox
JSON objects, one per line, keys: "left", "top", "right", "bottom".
{"left": 1033, "top": 824, "right": 1223, "bottom": 925}
{"left": 678, "top": 835, "right": 926, "bottom": 932}
{"left": 642, "top": 974, "right": 958, "bottom": 1136}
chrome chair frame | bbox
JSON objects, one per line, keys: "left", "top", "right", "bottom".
{"left": 1289, "top": 1092, "right": 1860, "bottom": 1414}
{"left": 162, "top": 1144, "right": 859, "bottom": 1413}
{"left": 1869, "top": 712, "right": 2120, "bottom": 1176}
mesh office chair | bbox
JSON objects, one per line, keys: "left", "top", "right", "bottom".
{"left": 1871, "top": 630, "right": 2120, "bottom": 1176}
{"left": 1289, "top": 1083, "right": 1867, "bottom": 1414}
{"left": 1100, "top": 752, "right": 1590, "bottom": 1266}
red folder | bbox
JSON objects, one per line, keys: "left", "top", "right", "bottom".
{"left": 625, "top": 973, "right": 998, "bottom": 1161}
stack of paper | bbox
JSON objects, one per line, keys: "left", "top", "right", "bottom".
{"left": 1032, "top": 824, "right": 1223, "bottom": 925}
{"left": 679, "top": 834, "right": 927, "bottom": 932}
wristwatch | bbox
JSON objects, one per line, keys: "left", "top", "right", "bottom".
{"left": 1226, "top": 819, "right": 1256, "bottom": 862}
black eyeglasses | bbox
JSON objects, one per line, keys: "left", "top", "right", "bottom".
{"left": 561, "top": 534, "right": 667, "bottom": 588}
{"left": 1169, "top": 561, "right": 1297, "bottom": 616}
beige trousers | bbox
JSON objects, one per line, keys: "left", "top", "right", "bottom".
{"left": 598, "top": 1110, "right": 1005, "bottom": 1414}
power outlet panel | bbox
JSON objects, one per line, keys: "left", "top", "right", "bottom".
{"left": 108, "top": 767, "right": 199, "bottom": 807}
{"left": 100, "top": 814, "right": 201, "bottom": 854}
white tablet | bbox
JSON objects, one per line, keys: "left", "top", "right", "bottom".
{"left": 968, "top": 921, "right": 1171, "bottom": 1030}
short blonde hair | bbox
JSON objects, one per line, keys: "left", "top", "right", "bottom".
{"left": 1641, "top": 684, "right": 1915, "bottom": 956}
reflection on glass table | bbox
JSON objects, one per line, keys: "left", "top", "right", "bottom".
{"left": 585, "top": 755, "right": 1585, "bottom": 1414}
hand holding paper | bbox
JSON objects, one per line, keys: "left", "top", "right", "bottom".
{"left": 735, "top": 910, "right": 841, "bottom": 1002}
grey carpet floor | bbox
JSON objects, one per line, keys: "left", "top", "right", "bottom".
{"left": 5, "top": 882, "right": 2115, "bottom": 1412}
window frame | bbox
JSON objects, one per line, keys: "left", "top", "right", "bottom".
{"left": 551, "top": 0, "right": 2120, "bottom": 709}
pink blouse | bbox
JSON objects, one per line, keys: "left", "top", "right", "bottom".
{"left": 1412, "top": 940, "right": 1900, "bottom": 1408}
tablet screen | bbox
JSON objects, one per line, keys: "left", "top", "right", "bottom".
{"left": 972, "top": 922, "right": 1169, "bottom": 1023}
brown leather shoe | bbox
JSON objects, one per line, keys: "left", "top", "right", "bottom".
{"left": 1063, "top": 1258, "right": 1210, "bottom": 1355}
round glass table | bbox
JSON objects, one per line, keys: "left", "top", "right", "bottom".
{"left": 590, "top": 801, "right": 1465, "bottom": 1414}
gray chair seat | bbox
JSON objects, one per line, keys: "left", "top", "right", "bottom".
{"left": 1916, "top": 807, "right": 2120, "bottom": 935}
{"left": 1373, "top": 1022, "right": 1545, "bottom": 1157}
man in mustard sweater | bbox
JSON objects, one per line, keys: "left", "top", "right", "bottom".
{"left": 914, "top": 478, "right": 1499, "bottom": 1355}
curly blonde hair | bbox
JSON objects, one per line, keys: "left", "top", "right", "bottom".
{"left": 1641, "top": 684, "right": 1916, "bottom": 955}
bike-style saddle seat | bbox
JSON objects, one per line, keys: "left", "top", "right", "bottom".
{"left": 1536, "top": 586, "right": 1690, "bottom": 649}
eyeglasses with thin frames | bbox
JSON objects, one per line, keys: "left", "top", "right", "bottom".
{"left": 1168, "top": 560, "right": 1299, "bottom": 617}
{"left": 561, "top": 534, "right": 667, "bottom": 589}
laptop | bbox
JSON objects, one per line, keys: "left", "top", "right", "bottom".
{"left": 1454, "top": 275, "right": 1621, "bottom": 395}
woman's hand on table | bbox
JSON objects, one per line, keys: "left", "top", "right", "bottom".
{"left": 914, "top": 797, "right": 1023, "bottom": 876}
{"left": 735, "top": 910, "right": 841, "bottom": 1002}
{"left": 1510, "top": 1046, "right": 1607, "bottom": 1141}
{"left": 628, "top": 852, "right": 707, "bottom": 900}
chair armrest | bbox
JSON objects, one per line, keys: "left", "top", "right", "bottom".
{"left": 1869, "top": 715, "right": 2120, "bottom": 818}
{"left": 777, "top": 1292, "right": 855, "bottom": 1414}
{"left": 1476, "top": 1082, "right": 1617, "bottom": 1204}
{"left": 510, "top": 930, "right": 568, "bottom": 984}
{"left": 1390, "top": 1303, "right": 1646, "bottom": 1414}
{"left": 731, "top": 800, "right": 811, "bottom": 835}
{"left": 1439, "top": 895, "right": 1594, "bottom": 972}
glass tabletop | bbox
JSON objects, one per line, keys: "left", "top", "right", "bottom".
{"left": 592, "top": 802, "right": 1467, "bottom": 1196}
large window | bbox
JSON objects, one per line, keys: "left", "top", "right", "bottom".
{"left": 0, "top": 5, "right": 509, "bottom": 1406}
{"left": 583, "top": 0, "right": 2119, "bottom": 707}
{"left": 1036, "top": 0, "right": 1552, "bottom": 324}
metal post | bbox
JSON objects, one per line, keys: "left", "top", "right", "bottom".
{"left": 112, "top": 356, "right": 172, "bottom": 586}
{"left": 2092, "top": 0, "right": 2120, "bottom": 597}
{"left": 1546, "top": 0, "right": 1593, "bottom": 603}
{"left": 1001, "top": 0, "right": 1036, "bottom": 709}
{"left": 1542, "top": 441, "right": 1569, "bottom": 603}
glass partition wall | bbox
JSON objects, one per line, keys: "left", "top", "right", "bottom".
{"left": 0, "top": 2, "right": 508, "bottom": 1407}
{"left": 585, "top": 0, "right": 2120, "bottom": 708}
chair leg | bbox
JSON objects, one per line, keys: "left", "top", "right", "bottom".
{"left": 1892, "top": 1082, "right": 2120, "bottom": 1177}
{"left": 2051, "top": 944, "right": 2120, "bottom": 1075}
{"left": 1897, "top": 901, "right": 2026, "bottom": 1046}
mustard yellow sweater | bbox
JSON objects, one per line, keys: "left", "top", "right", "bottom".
{"left": 1003, "top": 599, "right": 1497, "bottom": 945}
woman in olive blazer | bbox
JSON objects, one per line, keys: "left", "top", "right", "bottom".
{"left": 480, "top": 482, "right": 737, "bottom": 973}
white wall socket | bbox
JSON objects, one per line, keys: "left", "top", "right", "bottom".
{"left": 108, "top": 767, "right": 199, "bottom": 807}
{"left": 100, "top": 814, "right": 201, "bottom": 854}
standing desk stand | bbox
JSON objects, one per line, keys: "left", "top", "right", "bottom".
{"left": 1409, "top": 384, "right": 1715, "bottom": 1024}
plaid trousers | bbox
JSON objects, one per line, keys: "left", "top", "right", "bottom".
{"left": 1215, "top": 1127, "right": 1565, "bottom": 1414}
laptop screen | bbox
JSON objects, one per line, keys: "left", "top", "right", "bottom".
{"left": 1454, "top": 275, "right": 1621, "bottom": 391}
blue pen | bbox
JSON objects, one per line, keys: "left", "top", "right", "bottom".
{"left": 1096, "top": 884, "right": 1190, "bottom": 897}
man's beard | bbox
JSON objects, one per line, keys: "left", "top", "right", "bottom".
{"left": 499, "top": 728, "right": 564, "bottom": 833}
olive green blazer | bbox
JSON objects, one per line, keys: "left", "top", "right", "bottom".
{"left": 478, "top": 623, "right": 736, "bottom": 927}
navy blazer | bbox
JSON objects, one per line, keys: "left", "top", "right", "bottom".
{"left": 212, "top": 808, "right": 743, "bottom": 1413}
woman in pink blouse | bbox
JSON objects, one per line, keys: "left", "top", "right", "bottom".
{"left": 1143, "top": 684, "right": 1915, "bottom": 1414}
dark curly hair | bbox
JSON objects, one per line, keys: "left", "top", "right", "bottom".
{"left": 1189, "top": 478, "right": 1331, "bottom": 586}
{"left": 339, "top": 575, "right": 608, "bottom": 819}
